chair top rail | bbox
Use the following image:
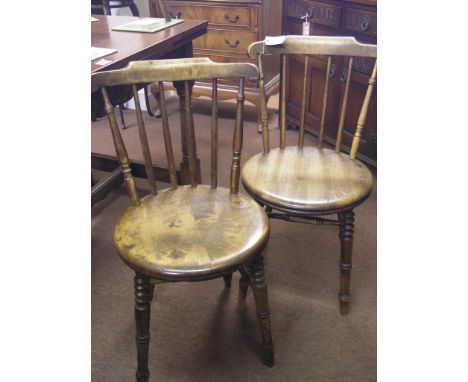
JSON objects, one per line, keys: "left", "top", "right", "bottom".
{"left": 92, "top": 58, "right": 259, "bottom": 92}
{"left": 248, "top": 36, "right": 377, "bottom": 59}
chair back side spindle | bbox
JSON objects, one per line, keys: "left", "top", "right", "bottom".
{"left": 92, "top": 59, "right": 258, "bottom": 201}
{"left": 249, "top": 36, "right": 377, "bottom": 157}
{"left": 350, "top": 60, "right": 377, "bottom": 159}
{"left": 101, "top": 86, "right": 140, "bottom": 206}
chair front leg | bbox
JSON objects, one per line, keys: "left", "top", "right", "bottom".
{"left": 338, "top": 210, "right": 355, "bottom": 316}
{"left": 134, "top": 272, "right": 152, "bottom": 382}
{"left": 250, "top": 254, "right": 274, "bottom": 367}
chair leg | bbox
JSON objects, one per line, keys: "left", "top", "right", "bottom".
{"left": 338, "top": 210, "right": 355, "bottom": 316}
{"left": 250, "top": 254, "right": 274, "bottom": 367}
{"left": 119, "top": 103, "right": 127, "bottom": 129}
{"left": 223, "top": 273, "right": 233, "bottom": 288}
{"left": 134, "top": 272, "right": 152, "bottom": 382}
{"left": 238, "top": 267, "right": 250, "bottom": 301}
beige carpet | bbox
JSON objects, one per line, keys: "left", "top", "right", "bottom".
{"left": 91, "top": 95, "right": 376, "bottom": 381}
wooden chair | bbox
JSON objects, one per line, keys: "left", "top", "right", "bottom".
{"left": 241, "top": 36, "right": 377, "bottom": 316}
{"left": 91, "top": 58, "right": 274, "bottom": 381}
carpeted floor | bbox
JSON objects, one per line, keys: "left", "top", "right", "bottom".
{"left": 91, "top": 94, "right": 376, "bottom": 382}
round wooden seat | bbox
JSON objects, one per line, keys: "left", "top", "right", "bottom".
{"left": 241, "top": 146, "right": 374, "bottom": 215}
{"left": 114, "top": 185, "right": 270, "bottom": 281}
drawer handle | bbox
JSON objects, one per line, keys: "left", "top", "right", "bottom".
{"left": 169, "top": 11, "right": 182, "bottom": 19}
{"left": 340, "top": 68, "right": 349, "bottom": 82}
{"left": 224, "top": 14, "right": 240, "bottom": 23}
{"left": 329, "top": 63, "right": 336, "bottom": 79}
{"left": 360, "top": 15, "right": 371, "bottom": 32}
{"left": 224, "top": 38, "right": 240, "bottom": 48}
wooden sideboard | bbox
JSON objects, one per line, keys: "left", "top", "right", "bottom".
{"left": 149, "top": 0, "right": 282, "bottom": 111}
{"left": 283, "top": 0, "right": 377, "bottom": 166}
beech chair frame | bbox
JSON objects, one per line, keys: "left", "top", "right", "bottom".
{"left": 92, "top": 58, "right": 274, "bottom": 381}
{"left": 243, "top": 36, "right": 377, "bottom": 315}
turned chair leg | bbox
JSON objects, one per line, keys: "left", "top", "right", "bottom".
{"left": 250, "top": 255, "right": 274, "bottom": 367}
{"left": 134, "top": 273, "right": 152, "bottom": 382}
{"left": 338, "top": 210, "right": 355, "bottom": 316}
{"left": 223, "top": 273, "right": 233, "bottom": 288}
{"left": 238, "top": 267, "right": 250, "bottom": 301}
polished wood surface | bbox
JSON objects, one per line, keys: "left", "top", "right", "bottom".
{"left": 91, "top": 15, "right": 208, "bottom": 73}
{"left": 242, "top": 35, "right": 376, "bottom": 316}
{"left": 149, "top": 0, "right": 282, "bottom": 114}
{"left": 241, "top": 146, "right": 373, "bottom": 214}
{"left": 115, "top": 185, "right": 269, "bottom": 280}
{"left": 282, "top": 0, "right": 377, "bottom": 166}
{"left": 92, "top": 59, "right": 274, "bottom": 380}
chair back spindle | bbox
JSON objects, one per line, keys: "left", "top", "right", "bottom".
{"left": 318, "top": 56, "right": 332, "bottom": 148}
{"left": 248, "top": 36, "right": 376, "bottom": 157}
{"left": 257, "top": 54, "right": 270, "bottom": 154}
{"left": 184, "top": 80, "right": 197, "bottom": 187}
{"left": 298, "top": 55, "right": 309, "bottom": 148}
{"left": 92, "top": 59, "right": 258, "bottom": 202}
{"left": 230, "top": 78, "right": 245, "bottom": 194}
{"left": 350, "top": 60, "right": 377, "bottom": 159}
{"left": 157, "top": 81, "right": 178, "bottom": 190}
{"left": 132, "top": 84, "right": 158, "bottom": 195}
{"left": 101, "top": 86, "right": 140, "bottom": 206}
{"left": 335, "top": 57, "right": 354, "bottom": 153}
{"left": 279, "top": 54, "right": 287, "bottom": 149}
{"left": 211, "top": 78, "right": 219, "bottom": 188}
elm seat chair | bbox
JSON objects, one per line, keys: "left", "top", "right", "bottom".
{"left": 91, "top": 58, "right": 274, "bottom": 382}
{"left": 241, "top": 36, "right": 377, "bottom": 316}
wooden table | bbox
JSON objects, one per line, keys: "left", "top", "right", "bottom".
{"left": 91, "top": 15, "right": 208, "bottom": 205}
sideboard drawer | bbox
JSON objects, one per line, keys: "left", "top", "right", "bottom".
{"left": 166, "top": 2, "right": 257, "bottom": 30}
{"left": 193, "top": 29, "right": 258, "bottom": 54}
{"left": 286, "top": 0, "right": 342, "bottom": 29}
{"left": 343, "top": 8, "right": 377, "bottom": 38}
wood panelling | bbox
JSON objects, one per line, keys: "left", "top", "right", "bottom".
{"left": 150, "top": 0, "right": 282, "bottom": 112}
{"left": 282, "top": 0, "right": 377, "bottom": 166}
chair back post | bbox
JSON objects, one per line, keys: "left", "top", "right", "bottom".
{"left": 257, "top": 53, "right": 270, "bottom": 154}
{"left": 157, "top": 0, "right": 171, "bottom": 22}
{"left": 350, "top": 60, "right": 377, "bottom": 159}
{"left": 101, "top": 86, "right": 140, "bottom": 206}
{"left": 230, "top": 77, "right": 245, "bottom": 194}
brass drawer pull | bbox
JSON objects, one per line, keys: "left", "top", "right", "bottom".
{"left": 329, "top": 63, "right": 336, "bottom": 79}
{"left": 340, "top": 68, "right": 349, "bottom": 82}
{"left": 224, "top": 14, "right": 240, "bottom": 23}
{"left": 224, "top": 38, "right": 240, "bottom": 48}
{"left": 360, "top": 15, "right": 371, "bottom": 32}
{"left": 169, "top": 11, "right": 182, "bottom": 19}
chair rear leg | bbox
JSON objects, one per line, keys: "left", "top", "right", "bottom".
{"left": 338, "top": 210, "right": 355, "bottom": 316}
{"left": 223, "top": 273, "right": 233, "bottom": 288}
{"left": 250, "top": 254, "right": 274, "bottom": 367}
{"left": 238, "top": 267, "right": 250, "bottom": 301}
{"left": 134, "top": 272, "right": 152, "bottom": 382}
